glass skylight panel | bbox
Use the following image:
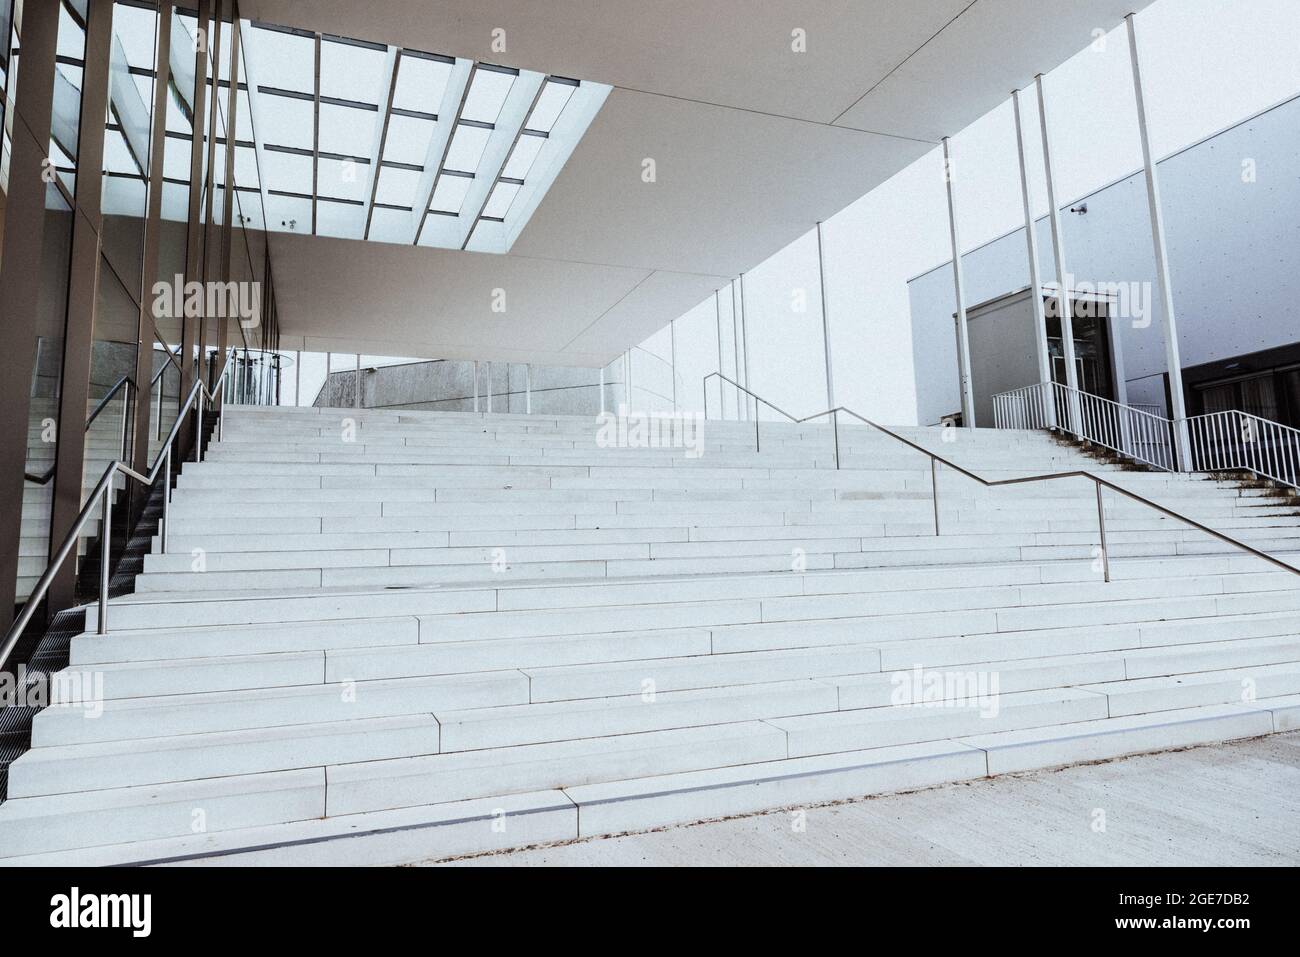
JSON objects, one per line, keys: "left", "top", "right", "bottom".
{"left": 381, "top": 113, "right": 435, "bottom": 166}
{"left": 165, "top": 83, "right": 193, "bottom": 134}
{"left": 443, "top": 124, "right": 490, "bottom": 172}
{"left": 375, "top": 165, "right": 420, "bottom": 207}
{"left": 57, "top": 4, "right": 86, "bottom": 61}
{"left": 260, "top": 149, "right": 312, "bottom": 193}
{"left": 320, "top": 38, "right": 386, "bottom": 104}
{"left": 428, "top": 173, "right": 472, "bottom": 214}
{"left": 264, "top": 192, "right": 312, "bottom": 232}
{"left": 112, "top": 4, "right": 158, "bottom": 71}
{"left": 235, "top": 146, "right": 260, "bottom": 189}
{"left": 460, "top": 68, "right": 515, "bottom": 124}
{"left": 368, "top": 206, "right": 412, "bottom": 244}
{"left": 317, "top": 157, "right": 368, "bottom": 202}
{"left": 163, "top": 135, "right": 190, "bottom": 179}
{"left": 501, "top": 133, "right": 545, "bottom": 180}
{"left": 258, "top": 92, "right": 313, "bottom": 150}
{"left": 317, "top": 102, "right": 375, "bottom": 157}
{"left": 525, "top": 81, "right": 574, "bottom": 133}
{"left": 160, "top": 181, "right": 189, "bottom": 222}
{"left": 236, "top": 88, "right": 254, "bottom": 142}
{"left": 481, "top": 181, "right": 520, "bottom": 219}
{"left": 392, "top": 55, "right": 450, "bottom": 114}
{"left": 103, "top": 128, "right": 141, "bottom": 175}
{"left": 250, "top": 25, "right": 314, "bottom": 93}
{"left": 315, "top": 198, "right": 365, "bottom": 239}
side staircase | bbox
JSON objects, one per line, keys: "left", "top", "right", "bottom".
{"left": 2, "top": 404, "right": 1298, "bottom": 865}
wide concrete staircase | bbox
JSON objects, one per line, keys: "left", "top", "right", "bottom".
{"left": 2, "top": 404, "right": 1299, "bottom": 865}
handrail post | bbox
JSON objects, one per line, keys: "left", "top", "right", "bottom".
{"left": 1095, "top": 478, "right": 1111, "bottom": 583}
{"left": 931, "top": 457, "right": 941, "bottom": 536}
{"left": 98, "top": 486, "right": 111, "bottom": 636}
{"left": 754, "top": 407, "right": 760, "bottom": 453}
{"left": 160, "top": 446, "right": 172, "bottom": 554}
{"left": 832, "top": 410, "right": 840, "bottom": 470}
{"left": 196, "top": 390, "right": 205, "bottom": 462}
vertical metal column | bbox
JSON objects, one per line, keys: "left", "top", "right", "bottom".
{"left": 941, "top": 140, "right": 976, "bottom": 428}
{"left": 354, "top": 354, "right": 361, "bottom": 409}
{"left": 739, "top": 273, "right": 752, "bottom": 419}
{"left": 1126, "top": 13, "right": 1191, "bottom": 468}
{"left": 714, "top": 291, "right": 727, "bottom": 420}
{"left": 472, "top": 361, "right": 479, "bottom": 412}
{"left": 815, "top": 222, "right": 836, "bottom": 411}
{"left": 1011, "top": 89, "right": 1056, "bottom": 427}
{"left": 1036, "top": 74, "right": 1082, "bottom": 433}
{"left": 48, "top": 0, "right": 115, "bottom": 610}
{"left": 525, "top": 364, "right": 532, "bottom": 414}
{"left": 669, "top": 320, "right": 678, "bottom": 412}
{"left": 731, "top": 280, "right": 745, "bottom": 421}
{"left": 485, "top": 361, "right": 493, "bottom": 414}
{"left": 599, "top": 367, "right": 606, "bottom": 415}
{"left": 0, "top": 0, "right": 65, "bottom": 621}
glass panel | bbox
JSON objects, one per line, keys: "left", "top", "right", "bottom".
{"left": 316, "top": 156, "right": 368, "bottom": 202}
{"left": 265, "top": 192, "right": 312, "bottom": 233}
{"left": 525, "top": 81, "right": 574, "bottom": 132}
{"left": 460, "top": 68, "right": 514, "bottom": 124}
{"left": 260, "top": 148, "right": 312, "bottom": 193}
{"left": 368, "top": 205, "right": 413, "bottom": 244}
{"left": 443, "top": 124, "right": 489, "bottom": 171}
{"left": 374, "top": 165, "right": 419, "bottom": 207}
{"left": 392, "top": 55, "right": 451, "bottom": 113}
{"left": 501, "top": 133, "right": 544, "bottom": 180}
{"left": 317, "top": 101, "right": 374, "bottom": 156}
{"left": 257, "top": 92, "right": 314, "bottom": 149}
{"left": 316, "top": 198, "right": 365, "bottom": 239}
{"left": 320, "top": 38, "right": 385, "bottom": 103}
{"left": 429, "top": 173, "right": 472, "bottom": 213}
{"left": 247, "top": 25, "right": 314, "bottom": 93}
{"left": 481, "top": 181, "right": 519, "bottom": 219}
{"left": 381, "top": 113, "right": 434, "bottom": 165}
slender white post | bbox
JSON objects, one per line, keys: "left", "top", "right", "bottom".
{"left": 714, "top": 291, "right": 728, "bottom": 420}
{"left": 485, "top": 360, "right": 492, "bottom": 413}
{"left": 354, "top": 354, "right": 361, "bottom": 409}
{"left": 941, "top": 140, "right": 975, "bottom": 428}
{"left": 1126, "top": 13, "right": 1191, "bottom": 468}
{"left": 1011, "top": 89, "right": 1056, "bottom": 428}
{"left": 1036, "top": 74, "right": 1082, "bottom": 434}
{"left": 815, "top": 222, "right": 835, "bottom": 410}
{"left": 599, "top": 366, "right": 605, "bottom": 414}
{"left": 525, "top": 363, "right": 532, "bottom": 414}
{"left": 325, "top": 352, "right": 331, "bottom": 407}
{"left": 472, "top": 360, "right": 479, "bottom": 412}
{"left": 731, "top": 280, "right": 745, "bottom": 421}
{"left": 739, "top": 273, "right": 752, "bottom": 418}
{"left": 294, "top": 350, "right": 301, "bottom": 407}
{"left": 669, "top": 319, "right": 678, "bottom": 412}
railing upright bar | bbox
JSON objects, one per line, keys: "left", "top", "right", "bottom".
{"left": 931, "top": 457, "right": 941, "bottom": 536}
{"left": 98, "top": 489, "right": 111, "bottom": 636}
{"left": 1095, "top": 479, "right": 1110, "bottom": 583}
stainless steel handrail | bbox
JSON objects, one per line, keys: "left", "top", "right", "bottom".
{"left": 23, "top": 375, "right": 135, "bottom": 484}
{"left": 703, "top": 371, "right": 1300, "bottom": 585}
{"left": 1, "top": 349, "right": 240, "bottom": 674}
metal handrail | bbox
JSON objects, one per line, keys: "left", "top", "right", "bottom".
{"left": 702, "top": 371, "right": 1300, "bottom": 585}
{"left": 0, "top": 349, "right": 240, "bottom": 675}
{"left": 23, "top": 375, "right": 136, "bottom": 485}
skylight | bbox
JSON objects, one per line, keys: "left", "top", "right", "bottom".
{"left": 241, "top": 21, "right": 610, "bottom": 253}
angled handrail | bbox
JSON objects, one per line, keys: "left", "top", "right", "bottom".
{"left": 23, "top": 375, "right": 136, "bottom": 485}
{"left": 702, "top": 371, "right": 1300, "bottom": 584}
{"left": 1, "top": 349, "right": 240, "bottom": 675}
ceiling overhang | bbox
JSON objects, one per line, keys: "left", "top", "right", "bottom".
{"left": 242, "top": 0, "right": 1155, "bottom": 366}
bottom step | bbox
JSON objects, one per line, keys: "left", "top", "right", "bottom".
{"left": 2, "top": 695, "right": 1293, "bottom": 866}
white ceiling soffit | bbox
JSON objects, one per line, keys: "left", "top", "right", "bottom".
{"left": 267, "top": 231, "right": 729, "bottom": 367}
{"left": 242, "top": 0, "right": 1156, "bottom": 365}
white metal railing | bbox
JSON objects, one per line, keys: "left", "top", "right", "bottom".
{"left": 993, "top": 381, "right": 1178, "bottom": 471}
{"left": 1186, "top": 409, "right": 1300, "bottom": 491}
